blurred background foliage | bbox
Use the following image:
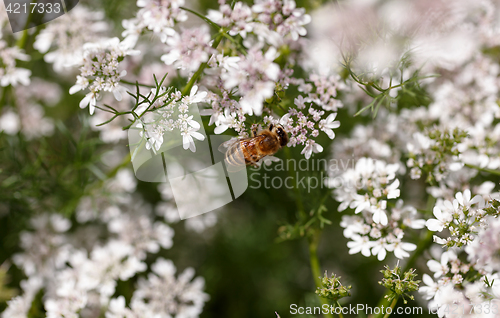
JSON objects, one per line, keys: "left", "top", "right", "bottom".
{"left": 0, "top": 0, "right": 438, "bottom": 317}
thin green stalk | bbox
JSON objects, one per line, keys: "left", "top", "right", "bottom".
{"left": 0, "top": 86, "right": 10, "bottom": 112}
{"left": 180, "top": 6, "right": 220, "bottom": 31}
{"left": 308, "top": 231, "right": 336, "bottom": 318}
{"left": 120, "top": 80, "right": 155, "bottom": 88}
{"left": 372, "top": 231, "right": 433, "bottom": 318}
{"left": 382, "top": 298, "right": 398, "bottom": 318}
{"left": 334, "top": 301, "right": 345, "bottom": 318}
{"left": 181, "top": 33, "right": 223, "bottom": 96}
{"left": 283, "top": 147, "right": 305, "bottom": 218}
{"left": 464, "top": 163, "right": 500, "bottom": 176}
{"left": 16, "top": 29, "right": 30, "bottom": 49}
{"left": 15, "top": 1, "right": 38, "bottom": 50}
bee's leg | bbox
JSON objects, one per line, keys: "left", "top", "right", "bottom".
{"left": 251, "top": 124, "right": 259, "bottom": 137}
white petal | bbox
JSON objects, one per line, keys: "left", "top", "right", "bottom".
{"left": 377, "top": 248, "right": 387, "bottom": 261}
{"left": 426, "top": 219, "right": 444, "bottom": 232}
{"left": 79, "top": 94, "right": 92, "bottom": 109}
{"left": 190, "top": 131, "right": 205, "bottom": 141}
{"left": 402, "top": 242, "right": 416, "bottom": 251}
{"left": 69, "top": 85, "right": 82, "bottom": 95}
{"left": 214, "top": 125, "right": 229, "bottom": 134}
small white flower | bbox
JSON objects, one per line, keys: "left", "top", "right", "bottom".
{"left": 419, "top": 274, "right": 440, "bottom": 300}
{"left": 213, "top": 109, "right": 237, "bottom": 134}
{"left": 372, "top": 208, "right": 388, "bottom": 226}
{"left": 385, "top": 179, "right": 400, "bottom": 199}
{"left": 181, "top": 127, "right": 205, "bottom": 152}
{"left": 393, "top": 241, "right": 416, "bottom": 259}
{"left": 426, "top": 207, "right": 451, "bottom": 232}
{"left": 347, "top": 235, "right": 373, "bottom": 257}
{"left": 455, "top": 189, "right": 481, "bottom": 208}
{"left": 300, "top": 139, "right": 323, "bottom": 159}
{"left": 371, "top": 239, "right": 390, "bottom": 261}
{"left": 78, "top": 91, "right": 99, "bottom": 115}
{"left": 319, "top": 113, "right": 340, "bottom": 139}
{"left": 427, "top": 251, "right": 454, "bottom": 278}
{"left": 185, "top": 85, "right": 207, "bottom": 104}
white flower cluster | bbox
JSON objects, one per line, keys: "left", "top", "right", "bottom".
{"left": 137, "top": 85, "right": 206, "bottom": 152}
{"left": 122, "top": 0, "right": 188, "bottom": 45}
{"left": 419, "top": 187, "right": 500, "bottom": 317}
{"left": 425, "top": 189, "right": 491, "bottom": 247}
{"left": 70, "top": 38, "right": 140, "bottom": 115}
{"left": 200, "top": 88, "right": 248, "bottom": 137}
{"left": 207, "top": 0, "right": 310, "bottom": 46}
{"left": 420, "top": 248, "right": 500, "bottom": 318}
{"left": 107, "top": 259, "right": 209, "bottom": 318}
{"left": 3, "top": 169, "right": 209, "bottom": 318}
{"left": 0, "top": 79, "right": 60, "bottom": 139}
{"left": 291, "top": 73, "right": 345, "bottom": 112}
{"left": 0, "top": 41, "right": 31, "bottom": 87}
{"left": 194, "top": 1, "right": 328, "bottom": 157}
{"left": 420, "top": 250, "right": 498, "bottom": 318}
{"left": 261, "top": 73, "right": 344, "bottom": 159}
{"left": 161, "top": 25, "right": 215, "bottom": 73}
{"left": 221, "top": 46, "right": 279, "bottom": 116}
{"left": 0, "top": 5, "right": 31, "bottom": 87}
{"left": 467, "top": 217, "right": 500, "bottom": 273}
{"left": 406, "top": 127, "right": 467, "bottom": 182}
{"left": 33, "top": 6, "right": 109, "bottom": 72}
{"left": 331, "top": 158, "right": 424, "bottom": 260}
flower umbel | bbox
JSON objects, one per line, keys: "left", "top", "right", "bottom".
{"left": 379, "top": 264, "right": 420, "bottom": 304}
{"left": 316, "top": 271, "right": 351, "bottom": 302}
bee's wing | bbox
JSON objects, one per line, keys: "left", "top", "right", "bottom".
{"left": 218, "top": 138, "right": 238, "bottom": 153}
{"left": 220, "top": 139, "right": 246, "bottom": 172}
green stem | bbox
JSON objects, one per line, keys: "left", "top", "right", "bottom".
{"left": 0, "top": 86, "right": 10, "bottom": 112}
{"left": 372, "top": 231, "right": 433, "bottom": 318}
{"left": 16, "top": 2, "right": 37, "bottom": 49}
{"left": 15, "top": 29, "right": 30, "bottom": 49}
{"left": 220, "top": 32, "right": 247, "bottom": 55}
{"left": 283, "top": 147, "right": 305, "bottom": 218}
{"left": 308, "top": 231, "right": 336, "bottom": 318}
{"left": 181, "top": 33, "right": 223, "bottom": 96}
{"left": 334, "top": 301, "right": 345, "bottom": 318}
{"left": 120, "top": 80, "right": 155, "bottom": 88}
{"left": 382, "top": 298, "right": 398, "bottom": 318}
{"left": 179, "top": 6, "right": 220, "bottom": 31}
{"left": 464, "top": 163, "right": 500, "bottom": 176}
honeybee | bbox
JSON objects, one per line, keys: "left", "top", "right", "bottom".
{"left": 218, "top": 123, "right": 289, "bottom": 171}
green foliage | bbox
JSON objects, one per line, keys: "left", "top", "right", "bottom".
{"left": 0, "top": 266, "right": 16, "bottom": 303}
{"left": 341, "top": 53, "right": 436, "bottom": 118}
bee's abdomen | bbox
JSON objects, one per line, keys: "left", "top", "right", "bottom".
{"left": 241, "top": 140, "right": 264, "bottom": 164}
{"left": 227, "top": 151, "right": 245, "bottom": 166}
